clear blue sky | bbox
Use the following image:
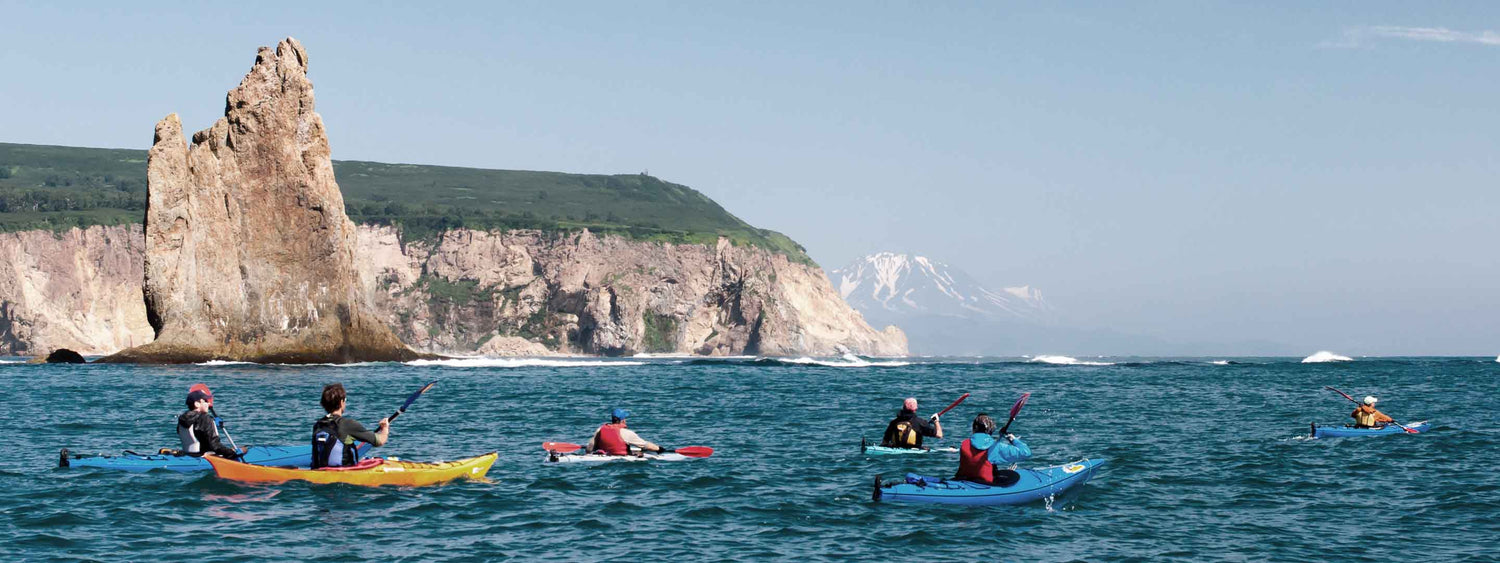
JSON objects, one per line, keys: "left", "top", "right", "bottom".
{"left": 2, "top": 2, "right": 1496, "bottom": 354}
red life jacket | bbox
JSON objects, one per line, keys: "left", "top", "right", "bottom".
{"left": 955, "top": 438, "right": 995, "bottom": 483}
{"left": 594, "top": 423, "right": 629, "bottom": 455}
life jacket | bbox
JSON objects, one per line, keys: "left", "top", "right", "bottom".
{"left": 177, "top": 411, "right": 219, "bottom": 456}
{"left": 1351, "top": 406, "right": 1388, "bottom": 428}
{"left": 311, "top": 414, "right": 357, "bottom": 469}
{"left": 594, "top": 423, "right": 629, "bottom": 456}
{"left": 956, "top": 438, "right": 995, "bottom": 483}
{"left": 881, "top": 414, "right": 923, "bottom": 449}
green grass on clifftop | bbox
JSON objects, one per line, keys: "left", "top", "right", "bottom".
{"left": 0, "top": 142, "right": 812, "bottom": 265}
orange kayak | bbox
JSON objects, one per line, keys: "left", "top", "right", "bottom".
{"left": 206, "top": 452, "right": 497, "bottom": 487}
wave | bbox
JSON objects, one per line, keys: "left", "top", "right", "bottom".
{"left": 633, "top": 353, "right": 757, "bottom": 360}
{"left": 1028, "top": 355, "right": 1114, "bottom": 366}
{"left": 1210, "top": 360, "right": 1230, "bottom": 365}
{"left": 771, "top": 354, "right": 911, "bottom": 367}
{"left": 1301, "top": 351, "right": 1353, "bottom": 363}
{"left": 196, "top": 360, "right": 258, "bottom": 366}
{"left": 405, "top": 358, "right": 645, "bottom": 368}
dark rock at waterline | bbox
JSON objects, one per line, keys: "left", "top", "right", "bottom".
{"left": 44, "top": 349, "right": 86, "bottom": 363}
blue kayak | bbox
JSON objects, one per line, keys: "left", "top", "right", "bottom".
{"left": 59, "top": 443, "right": 372, "bottom": 472}
{"left": 873, "top": 458, "right": 1105, "bottom": 506}
{"left": 1310, "top": 421, "right": 1428, "bottom": 438}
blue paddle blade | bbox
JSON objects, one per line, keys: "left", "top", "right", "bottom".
{"left": 400, "top": 380, "right": 438, "bottom": 411}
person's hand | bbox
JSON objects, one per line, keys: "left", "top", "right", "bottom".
{"left": 658, "top": 447, "right": 673, "bottom": 453}
{"left": 241, "top": 446, "right": 250, "bottom": 453}
{"left": 929, "top": 414, "right": 940, "bottom": 424}
{"left": 378, "top": 418, "right": 390, "bottom": 429}
{"left": 1005, "top": 434, "right": 1018, "bottom": 442}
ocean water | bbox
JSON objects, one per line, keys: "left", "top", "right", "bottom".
{"left": 1, "top": 356, "right": 1496, "bottom": 561}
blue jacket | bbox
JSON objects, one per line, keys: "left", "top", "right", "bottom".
{"left": 969, "top": 432, "right": 1031, "bottom": 465}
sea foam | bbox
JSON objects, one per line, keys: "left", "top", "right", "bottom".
{"left": 1301, "top": 351, "right": 1353, "bottom": 363}
{"left": 775, "top": 353, "right": 910, "bottom": 367}
{"left": 405, "top": 358, "right": 645, "bottom": 368}
{"left": 1028, "top": 355, "right": 1114, "bottom": 366}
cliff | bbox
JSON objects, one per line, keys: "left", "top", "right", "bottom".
{"left": 99, "top": 38, "right": 419, "bottom": 363}
{"left": 0, "top": 225, "right": 905, "bottom": 357}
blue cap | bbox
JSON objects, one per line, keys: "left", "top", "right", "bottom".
{"left": 611, "top": 408, "right": 631, "bottom": 420}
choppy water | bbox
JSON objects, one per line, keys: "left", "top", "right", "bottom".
{"left": 2, "top": 356, "right": 1497, "bottom": 561}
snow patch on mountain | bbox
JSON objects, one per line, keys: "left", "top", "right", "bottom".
{"left": 831, "top": 252, "right": 1051, "bottom": 323}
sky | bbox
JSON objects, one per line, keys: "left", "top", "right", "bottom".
{"left": 1, "top": 2, "right": 1496, "bottom": 354}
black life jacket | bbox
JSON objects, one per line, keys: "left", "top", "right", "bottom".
{"left": 881, "top": 413, "right": 924, "bottom": 449}
{"left": 311, "top": 414, "right": 356, "bottom": 469}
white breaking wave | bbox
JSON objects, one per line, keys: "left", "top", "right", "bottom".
{"left": 1495, "top": 355, "right": 1499, "bottom": 363}
{"left": 1301, "top": 351, "right": 1353, "bottom": 363}
{"left": 632, "top": 353, "right": 756, "bottom": 360}
{"left": 776, "top": 353, "right": 910, "bottom": 367}
{"left": 1210, "top": 360, "right": 1230, "bottom": 366}
{"left": 1028, "top": 355, "right": 1113, "bottom": 366}
{"left": 406, "top": 358, "right": 645, "bottom": 368}
{"left": 195, "top": 360, "right": 382, "bottom": 367}
{"left": 197, "top": 360, "right": 258, "bottom": 366}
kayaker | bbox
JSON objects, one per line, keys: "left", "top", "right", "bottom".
{"left": 880, "top": 397, "right": 943, "bottom": 449}
{"left": 311, "top": 383, "right": 388, "bottom": 468}
{"left": 177, "top": 384, "right": 244, "bottom": 459}
{"left": 585, "top": 408, "right": 669, "bottom": 455}
{"left": 955, "top": 413, "right": 1032, "bottom": 485}
{"left": 1350, "top": 396, "right": 1395, "bottom": 428}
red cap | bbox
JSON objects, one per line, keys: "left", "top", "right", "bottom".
{"left": 187, "top": 383, "right": 213, "bottom": 405}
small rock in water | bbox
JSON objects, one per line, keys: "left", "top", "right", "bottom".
{"left": 44, "top": 349, "right": 86, "bottom": 363}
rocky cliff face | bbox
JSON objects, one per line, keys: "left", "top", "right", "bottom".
{"left": 0, "top": 224, "right": 905, "bottom": 357}
{"left": 100, "top": 38, "right": 418, "bottom": 363}
{"left": 356, "top": 227, "right": 906, "bottom": 356}
{"left": 0, "top": 225, "right": 153, "bottom": 355}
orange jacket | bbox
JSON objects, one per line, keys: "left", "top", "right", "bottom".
{"left": 1351, "top": 405, "right": 1393, "bottom": 427}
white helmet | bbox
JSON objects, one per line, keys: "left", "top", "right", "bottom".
{"left": 1363, "top": 396, "right": 1378, "bottom": 405}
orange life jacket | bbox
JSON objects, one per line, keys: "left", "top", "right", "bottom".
{"left": 1351, "top": 405, "right": 1392, "bottom": 428}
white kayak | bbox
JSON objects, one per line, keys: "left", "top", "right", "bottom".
{"left": 546, "top": 451, "right": 697, "bottom": 464}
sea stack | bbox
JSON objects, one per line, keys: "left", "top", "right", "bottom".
{"left": 101, "top": 38, "right": 421, "bottom": 363}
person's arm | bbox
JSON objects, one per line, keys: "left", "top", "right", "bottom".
{"left": 196, "top": 416, "right": 240, "bottom": 458}
{"left": 619, "top": 428, "right": 662, "bottom": 452}
{"left": 585, "top": 428, "right": 599, "bottom": 452}
{"left": 1375, "top": 410, "right": 1394, "bottom": 423}
{"left": 988, "top": 435, "right": 1032, "bottom": 465}
{"left": 342, "top": 418, "right": 389, "bottom": 447}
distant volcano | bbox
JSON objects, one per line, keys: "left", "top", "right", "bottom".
{"left": 830, "top": 252, "right": 1051, "bottom": 327}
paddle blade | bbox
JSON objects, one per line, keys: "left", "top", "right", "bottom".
{"left": 1009, "top": 392, "right": 1031, "bottom": 421}
{"left": 543, "top": 442, "right": 582, "bottom": 453}
{"left": 401, "top": 380, "right": 439, "bottom": 411}
{"left": 934, "top": 393, "right": 970, "bottom": 418}
{"left": 674, "top": 446, "right": 713, "bottom": 458}
{"left": 1324, "top": 386, "right": 1358, "bottom": 404}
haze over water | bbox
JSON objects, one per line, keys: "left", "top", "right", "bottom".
{"left": 3, "top": 357, "right": 1495, "bottom": 561}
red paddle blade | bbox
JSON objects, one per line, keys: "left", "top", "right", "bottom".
{"left": 543, "top": 441, "right": 582, "bottom": 453}
{"left": 674, "top": 446, "right": 713, "bottom": 458}
{"left": 935, "top": 393, "right": 970, "bottom": 418}
{"left": 1009, "top": 393, "right": 1031, "bottom": 420}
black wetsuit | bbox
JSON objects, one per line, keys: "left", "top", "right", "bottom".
{"left": 176, "top": 411, "right": 239, "bottom": 458}
{"left": 881, "top": 410, "right": 938, "bottom": 448}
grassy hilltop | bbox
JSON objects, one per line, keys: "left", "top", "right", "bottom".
{"left": 0, "top": 142, "right": 811, "bottom": 264}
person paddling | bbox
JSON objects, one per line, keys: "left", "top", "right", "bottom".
{"left": 880, "top": 397, "right": 943, "bottom": 449}
{"left": 311, "top": 383, "right": 388, "bottom": 468}
{"left": 1350, "top": 396, "right": 1395, "bottom": 429}
{"left": 585, "top": 408, "right": 669, "bottom": 455}
{"left": 177, "top": 384, "right": 245, "bottom": 459}
{"left": 955, "top": 413, "right": 1031, "bottom": 485}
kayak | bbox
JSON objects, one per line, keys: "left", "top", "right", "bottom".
{"left": 861, "top": 437, "right": 956, "bottom": 456}
{"left": 546, "top": 451, "right": 699, "bottom": 464}
{"left": 206, "top": 452, "right": 497, "bottom": 487}
{"left": 58, "top": 443, "right": 372, "bottom": 473}
{"left": 873, "top": 458, "right": 1105, "bottom": 506}
{"left": 1310, "top": 421, "right": 1428, "bottom": 438}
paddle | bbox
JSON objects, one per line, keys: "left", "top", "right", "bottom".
{"left": 1324, "top": 386, "right": 1416, "bottom": 433}
{"left": 998, "top": 392, "right": 1031, "bottom": 436}
{"left": 387, "top": 380, "right": 438, "bottom": 423}
{"left": 672, "top": 446, "right": 714, "bottom": 458}
{"left": 208, "top": 406, "right": 240, "bottom": 452}
{"left": 932, "top": 393, "right": 970, "bottom": 420}
{"left": 543, "top": 441, "right": 582, "bottom": 454}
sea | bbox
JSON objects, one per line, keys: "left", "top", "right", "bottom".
{"left": 1, "top": 355, "right": 1496, "bottom": 562}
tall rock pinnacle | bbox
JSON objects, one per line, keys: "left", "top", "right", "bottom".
{"left": 102, "top": 38, "right": 422, "bottom": 363}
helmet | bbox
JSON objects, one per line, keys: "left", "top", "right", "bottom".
{"left": 1363, "top": 396, "right": 1378, "bottom": 406}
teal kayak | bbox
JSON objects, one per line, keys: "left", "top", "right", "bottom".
{"left": 1310, "top": 421, "right": 1428, "bottom": 438}
{"left": 860, "top": 437, "right": 955, "bottom": 456}
{"left": 59, "top": 443, "right": 372, "bottom": 473}
{"left": 873, "top": 458, "right": 1105, "bottom": 506}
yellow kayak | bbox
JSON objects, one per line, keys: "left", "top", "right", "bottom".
{"left": 205, "top": 452, "right": 497, "bottom": 487}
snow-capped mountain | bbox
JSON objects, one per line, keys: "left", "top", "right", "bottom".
{"left": 830, "top": 252, "right": 1051, "bottom": 324}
